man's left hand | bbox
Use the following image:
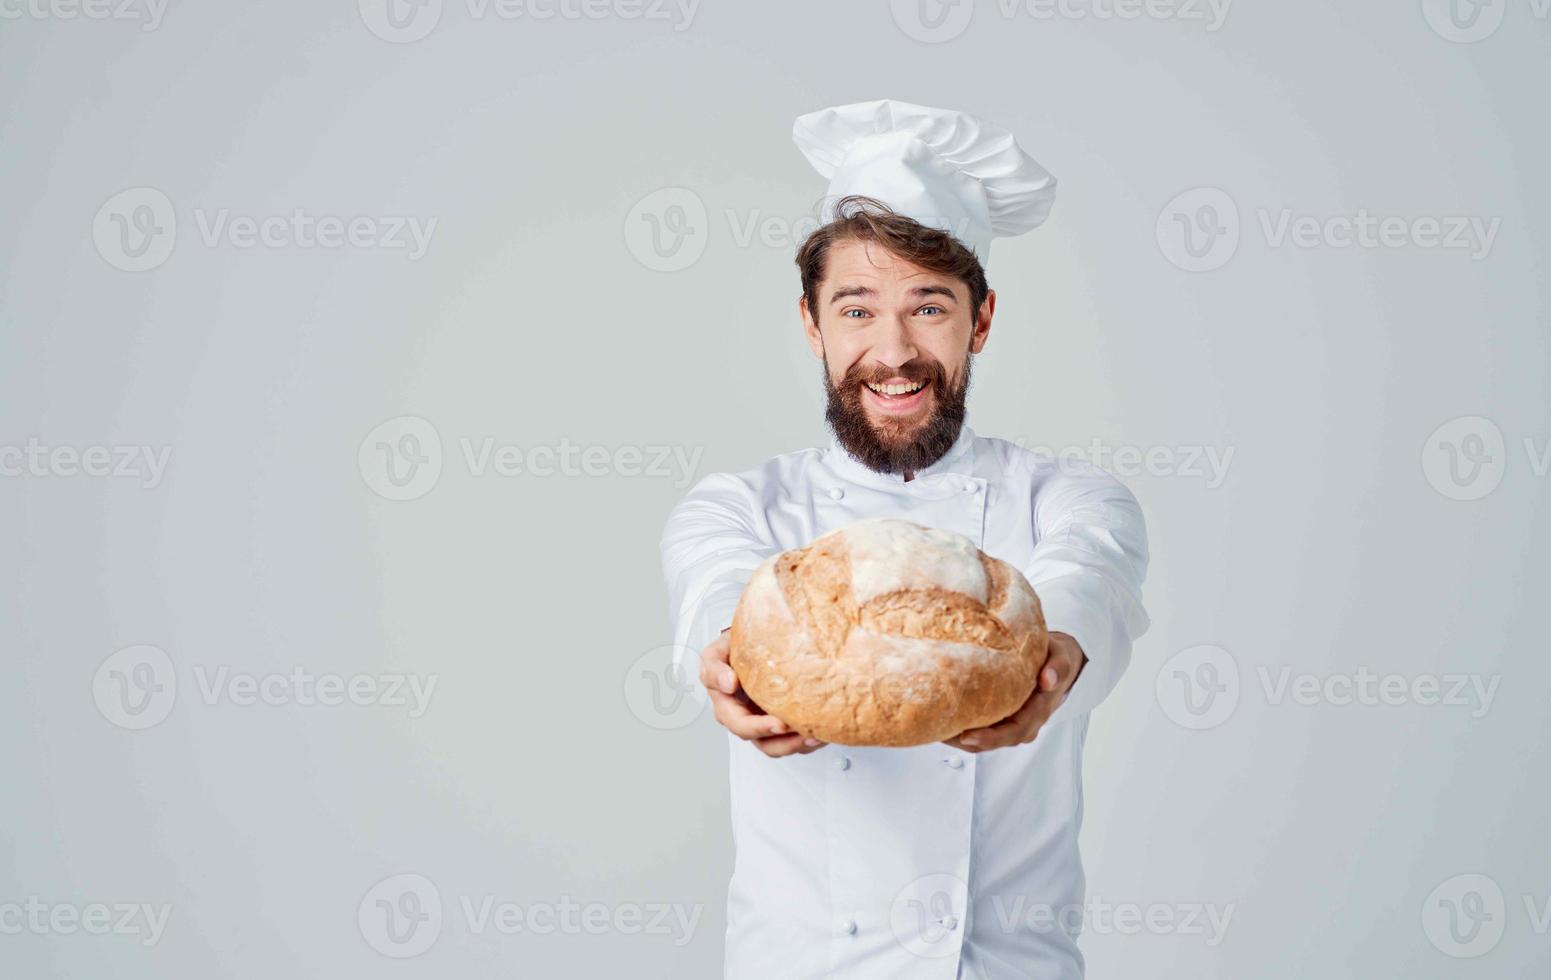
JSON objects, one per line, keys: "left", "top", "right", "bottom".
{"left": 943, "top": 631, "right": 1087, "bottom": 753}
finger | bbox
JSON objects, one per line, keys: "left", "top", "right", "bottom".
{"left": 699, "top": 640, "right": 739, "bottom": 695}
{"left": 948, "top": 727, "right": 1027, "bottom": 752}
{"left": 958, "top": 691, "right": 1060, "bottom": 749}
{"left": 949, "top": 722, "right": 1024, "bottom": 751}
{"left": 1039, "top": 645, "right": 1082, "bottom": 691}
{"left": 942, "top": 734, "right": 989, "bottom": 754}
{"left": 709, "top": 689, "right": 789, "bottom": 740}
{"left": 755, "top": 733, "right": 826, "bottom": 758}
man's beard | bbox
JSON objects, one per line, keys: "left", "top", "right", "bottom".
{"left": 823, "top": 354, "right": 971, "bottom": 475}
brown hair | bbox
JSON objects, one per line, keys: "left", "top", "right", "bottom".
{"left": 795, "top": 195, "right": 989, "bottom": 325}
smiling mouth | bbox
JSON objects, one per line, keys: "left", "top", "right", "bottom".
{"left": 862, "top": 378, "right": 931, "bottom": 413}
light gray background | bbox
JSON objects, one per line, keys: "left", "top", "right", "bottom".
{"left": 2, "top": 1, "right": 1548, "bottom": 977}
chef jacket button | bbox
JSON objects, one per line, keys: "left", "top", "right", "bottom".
{"left": 944, "top": 757, "right": 965, "bottom": 769}
{"left": 844, "top": 919, "right": 858, "bottom": 936}
{"left": 942, "top": 915, "right": 959, "bottom": 931}
{"left": 828, "top": 487, "right": 844, "bottom": 500}
{"left": 836, "top": 755, "right": 851, "bottom": 771}
{"left": 962, "top": 480, "right": 978, "bottom": 493}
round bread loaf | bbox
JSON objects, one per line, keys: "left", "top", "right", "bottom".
{"left": 729, "top": 518, "right": 1049, "bottom": 747}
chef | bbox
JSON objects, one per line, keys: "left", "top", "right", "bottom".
{"left": 659, "top": 99, "right": 1151, "bottom": 979}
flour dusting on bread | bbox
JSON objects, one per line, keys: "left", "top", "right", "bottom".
{"left": 842, "top": 517, "right": 988, "bottom": 605}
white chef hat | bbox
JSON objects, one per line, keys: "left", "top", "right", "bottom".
{"left": 792, "top": 98, "right": 1057, "bottom": 263}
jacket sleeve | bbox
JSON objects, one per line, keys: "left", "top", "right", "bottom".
{"left": 1021, "top": 460, "right": 1152, "bottom": 723}
{"left": 659, "top": 472, "right": 780, "bottom": 674}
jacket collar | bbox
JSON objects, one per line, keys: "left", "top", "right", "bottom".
{"left": 823, "top": 424, "right": 978, "bottom": 488}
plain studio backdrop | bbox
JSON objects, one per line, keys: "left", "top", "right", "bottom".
{"left": 2, "top": 2, "right": 1548, "bottom": 977}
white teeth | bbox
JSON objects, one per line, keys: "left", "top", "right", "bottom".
{"left": 866, "top": 380, "right": 925, "bottom": 396}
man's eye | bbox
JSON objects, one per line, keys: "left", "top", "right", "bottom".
{"left": 917, "top": 305, "right": 945, "bottom": 316}
{"left": 843, "top": 308, "right": 870, "bottom": 319}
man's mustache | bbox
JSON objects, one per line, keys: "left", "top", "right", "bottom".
{"left": 838, "top": 359, "right": 949, "bottom": 392}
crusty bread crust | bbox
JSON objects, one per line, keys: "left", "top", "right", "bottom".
{"left": 729, "top": 519, "right": 1049, "bottom": 747}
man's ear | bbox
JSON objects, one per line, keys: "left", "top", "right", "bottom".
{"left": 800, "top": 295, "right": 825, "bottom": 359}
{"left": 968, "top": 288, "right": 996, "bottom": 354}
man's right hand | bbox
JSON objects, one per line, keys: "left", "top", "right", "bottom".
{"left": 700, "top": 630, "right": 827, "bottom": 758}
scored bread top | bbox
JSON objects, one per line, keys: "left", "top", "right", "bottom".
{"left": 770, "top": 518, "right": 1023, "bottom": 660}
{"left": 729, "top": 517, "right": 1048, "bottom": 745}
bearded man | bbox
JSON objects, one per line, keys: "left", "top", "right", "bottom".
{"left": 659, "top": 100, "right": 1152, "bottom": 980}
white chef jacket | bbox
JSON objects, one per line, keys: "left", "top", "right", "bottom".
{"left": 659, "top": 425, "right": 1150, "bottom": 980}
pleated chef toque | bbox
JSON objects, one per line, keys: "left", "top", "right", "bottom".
{"left": 792, "top": 99, "right": 1057, "bottom": 263}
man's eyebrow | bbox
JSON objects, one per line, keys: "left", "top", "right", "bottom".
{"left": 827, "top": 284, "right": 959, "bottom": 304}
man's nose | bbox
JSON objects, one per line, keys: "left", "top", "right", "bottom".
{"left": 870, "top": 315, "right": 917, "bottom": 369}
